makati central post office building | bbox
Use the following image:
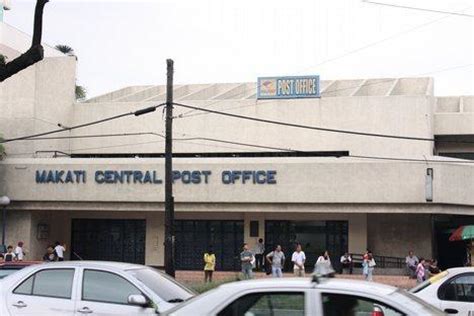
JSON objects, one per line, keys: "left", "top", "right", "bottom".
{"left": 1, "top": 52, "right": 474, "bottom": 270}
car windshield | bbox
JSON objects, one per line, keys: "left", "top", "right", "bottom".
{"left": 409, "top": 271, "right": 449, "bottom": 294}
{"left": 126, "top": 267, "right": 195, "bottom": 303}
{"left": 390, "top": 289, "right": 445, "bottom": 315}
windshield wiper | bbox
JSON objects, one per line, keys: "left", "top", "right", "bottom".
{"left": 168, "top": 298, "right": 184, "bottom": 303}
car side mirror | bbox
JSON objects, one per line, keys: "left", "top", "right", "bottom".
{"left": 128, "top": 294, "right": 148, "bottom": 307}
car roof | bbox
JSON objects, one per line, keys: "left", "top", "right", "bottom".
{"left": 446, "top": 267, "right": 474, "bottom": 274}
{"left": 218, "top": 277, "right": 398, "bottom": 296}
{"left": 11, "top": 260, "right": 147, "bottom": 271}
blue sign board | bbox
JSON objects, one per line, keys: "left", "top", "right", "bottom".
{"left": 257, "top": 75, "right": 320, "bottom": 99}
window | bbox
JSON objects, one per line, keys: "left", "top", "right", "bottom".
{"left": 82, "top": 270, "right": 142, "bottom": 305}
{"left": 439, "top": 274, "right": 474, "bottom": 302}
{"left": 322, "top": 293, "right": 404, "bottom": 316}
{"left": 218, "top": 292, "right": 304, "bottom": 316}
{"left": 13, "top": 269, "right": 74, "bottom": 299}
{"left": 250, "top": 221, "right": 259, "bottom": 237}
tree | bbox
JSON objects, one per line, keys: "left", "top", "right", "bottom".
{"left": 0, "top": 135, "right": 6, "bottom": 160}
{"left": 0, "top": 54, "right": 7, "bottom": 67}
{"left": 55, "top": 44, "right": 86, "bottom": 101}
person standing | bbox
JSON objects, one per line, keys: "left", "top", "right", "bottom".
{"left": 4, "top": 245, "right": 16, "bottom": 262}
{"left": 291, "top": 244, "right": 306, "bottom": 277}
{"left": 315, "top": 250, "right": 333, "bottom": 276}
{"left": 405, "top": 251, "right": 419, "bottom": 279}
{"left": 254, "top": 238, "right": 265, "bottom": 272}
{"left": 266, "top": 245, "right": 285, "bottom": 278}
{"left": 14, "top": 241, "right": 25, "bottom": 261}
{"left": 43, "top": 245, "right": 57, "bottom": 262}
{"left": 203, "top": 247, "right": 216, "bottom": 283}
{"left": 340, "top": 252, "right": 353, "bottom": 274}
{"left": 54, "top": 241, "right": 66, "bottom": 261}
{"left": 416, "top": 258, "right": 426, "bottom": 283}
{"left": 363, "top": 251, "right": 376, "bottom": 281}
{"left": 240, "top": 243, "right": 254, "bottom": 280}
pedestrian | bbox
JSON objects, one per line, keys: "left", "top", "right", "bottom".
{"left": 405, "top": 250, "right": 419, "bottom": 279}
{"left": 240, "top": 243, "right": 254, "bottom": 279}
{"left": 203, "top": 247, "right": 216, "bottom": 283}
{"left": 4, "top": 245, "right": 16, "bottom": 262}
{"left": 15, "top": 241, "right": 25, "bottom": 261}
{"left": 54, "top": 241, "right": 66, "bottom": 261}
{"left": 315, "top": 250, "right": 334, "bottom": 276}
{"left": 291, "top": 244, "right": 306, "bottom": 277}
{"left": 363, "top": 251, "right": 376, "bottom": 281}
{"left": 266, "top": 245, "right": 285, "bottom": 278}
{"left": 254, "top": 238, "right": 265, "bottom": 272}
{"left": 416, "top": 258, "right": 426, "bottom": 283}
{"left": 428, "top": 259, "right": 440, "bottom": 276}
{"left": 340, "top": 252, "right": 353, "bottom": 274}
{"left": 43, "top": 245, "right": 57, "bottom": 262}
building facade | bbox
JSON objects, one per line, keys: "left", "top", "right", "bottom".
{"left": 1, "top": 36, "right": 473, "bottom": 270}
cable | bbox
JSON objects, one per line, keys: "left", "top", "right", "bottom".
{"left": 173, "top": 102, "right": 474, "bottom": 144}
{"left": 0, "top": 104, "right": 165, "bottom": 144}
{"left": 362, "top": 0, "right": 473, "bottom": 18}
{"left": 174, "top": 136, "right": 297, "bottom": 152}
{"left": 347, "top": 155, "right": 474, "bottom": 164}
{"left": 178, "top": 8, "right": 467, "bottom": 118}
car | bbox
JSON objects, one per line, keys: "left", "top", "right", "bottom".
{"left": 410, "top": 267, "right": 474, "bottom": 315}
{"left": 163, "top": 276, "right": 444, "bottom": 316}
{"left": 0, "top": 261, "right": 196, "bottom": 315}
{"left": 0, "top": 261, "right": 42, "bottom": 280}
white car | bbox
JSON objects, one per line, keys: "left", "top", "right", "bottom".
{"left": 163, "top": 277, "right": 444, "bottom": 316}
{"left": 0, "top": 261, "right": 195, "bottom": 315}
{"left": 410, "top": 267, "right": 474, "bottom": 315}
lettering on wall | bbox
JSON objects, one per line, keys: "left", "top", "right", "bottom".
{"left": 35, "top": 169, "right": 277, "bottom": 185}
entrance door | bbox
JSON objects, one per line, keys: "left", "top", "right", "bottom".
{"left": 265, "top": 220, "right": 348, "bottom": 272}
{"left": 71, "top": 219, "right": 146, "bottom": 264}
{"left": 175, "top": 220, "right": 244, "bottom": 271}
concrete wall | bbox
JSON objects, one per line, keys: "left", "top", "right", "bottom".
{"left": 1, "top": 157, "right": 473, "bottom": 206}
{"left": 367, "top": 213, "right": 432, "bottom": 259}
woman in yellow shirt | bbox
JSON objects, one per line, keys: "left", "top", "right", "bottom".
{"left": 203, "top": 247, "right": 216, "bottom": 283}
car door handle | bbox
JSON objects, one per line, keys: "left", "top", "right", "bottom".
{"left": 77, "top": 307, "right": 93, "bottom": 314}
{"left": 12, "top": 301, "right": 27, "bottom": 308}
{"left": 444, "top": 308, "right": 458, "bottom": 314}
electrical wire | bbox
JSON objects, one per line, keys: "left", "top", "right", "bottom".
{"left": 362, "top": 0, "right": 473, "bottom": 18}
{"left": 177, "top": 8, "right": 468, "bottom": 118}
{"left": 173, "top": 102, "right": 474, "bottom": 144}
{"left": 0, "top": 103, "right": 165, "bottom": 144}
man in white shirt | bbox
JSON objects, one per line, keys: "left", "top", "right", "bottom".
{"left": 340, "top": 252, "right": 353, "bottom": 274}
{"left": 291, "top": 244, "right": 306, "bottom": 277}
{"left": 14, "top": 241, "right": 25, "bottom": 261}
{"left": 54, "top": 241, "right": 66, "bottom": 261}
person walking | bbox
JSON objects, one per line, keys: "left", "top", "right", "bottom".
{"left": 405, "top": 251, "right": 419, "bottom": 279}
{"left": 416, "top": 258, "right": 426, "bottom": 283}
{"left": 315, "top": 250, "right": 334, "bottom": 276}
{"left": 14, "top": 241, "right": 25, "bottom": 261}
{"left": 203, "top": 247, "right": 216, "bottom": 283}
{"left": 254, "top": 238, "right": 265, "bottom": 272}
{"left": 340, "top": 252, "right": 353, "bottom": 274}
{"left": 240, "top": 243, "right": 254, "bottom": 279}
{"left": 291, "top": 244, "right": 306, "bottom": 277}
{"left": 54, "top": 241, "right": 66, "bottom": 261}
{"left": 363, "top": 251, "right": 376, "bottom": 281}
{"left": 266, "top": 245, "right": 285, "bottom": 278}
{"left": 4, "top": 245, "right": 16, "bottom": 262}
{"left": 43, "top": 245, "right": 57, "bottom": 262}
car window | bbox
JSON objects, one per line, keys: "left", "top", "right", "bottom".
{"left": 82, "top": 269, "right": 143, "bottom": 305}
{"left": 217, "top": 292, "right": 305, "bottom": 316}
{"left": 439, "top": 273, "right": 474, "bottom": 302}
{"left": 322, "top": 293, "right": 405, "bottom": 316}
{"left": 13, "top": 269, "right": 74, "bottom": 299}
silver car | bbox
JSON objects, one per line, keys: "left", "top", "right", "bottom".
{"left": 164, "top": 277, "right": 445, "bottom": 316}
{"left": 0, "top": 261, "right": 195, "bottom": 315}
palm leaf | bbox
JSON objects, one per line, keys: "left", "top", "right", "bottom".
{"left": 55, "top": 44, "right": 75, "bottom": 55}
{"left": 75, "top": 85, "right": 87, "bottom": 101}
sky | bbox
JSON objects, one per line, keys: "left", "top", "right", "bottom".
{"left": 4, "top": 0, "right": 474, "bottom": 98}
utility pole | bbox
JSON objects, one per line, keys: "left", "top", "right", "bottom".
{"left": 164, "top": 59, "right": 175, "bottom": 277}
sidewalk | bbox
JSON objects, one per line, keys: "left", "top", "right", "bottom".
{"left": 176, "top": 270, "right": 417, "bottom": 289}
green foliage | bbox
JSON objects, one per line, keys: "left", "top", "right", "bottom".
{"left": 55, "top": 44, "right": 74, "bottom": 56}
{"left": 0, "top": 54, "right": 7, "bottom": 66}
{"left": 0, "top": 135, "right": 6, "bottom": 160}
{"left": 188, "top": 275, "right": 240, "bottom": 294}
{"left": 75, "top": 85, "right": 87, "bottom": 101}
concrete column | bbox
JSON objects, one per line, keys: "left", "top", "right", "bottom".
{"left": 145, "top": 212, "right": 164, "bottom": 267}
{"left": 348, "top": 213, "right": 368, "bottom": 254}
{"left": 244, "top": 213, "right": 265, "bottom": 250}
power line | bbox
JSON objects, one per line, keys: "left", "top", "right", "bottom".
{"left": 362, "top": 0, "right": 473, "bottom": 17}
{"left": 347, "top": 155, "right": 474, "bottom": 164}
{"left": 178, "top": 9, "right": 465, "bottom": 118}
{"left": 173, "top": 102, "right": 474, "bottom": 144}
{"left": 0, "top": 104, "right": 165, "bottom": 144}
